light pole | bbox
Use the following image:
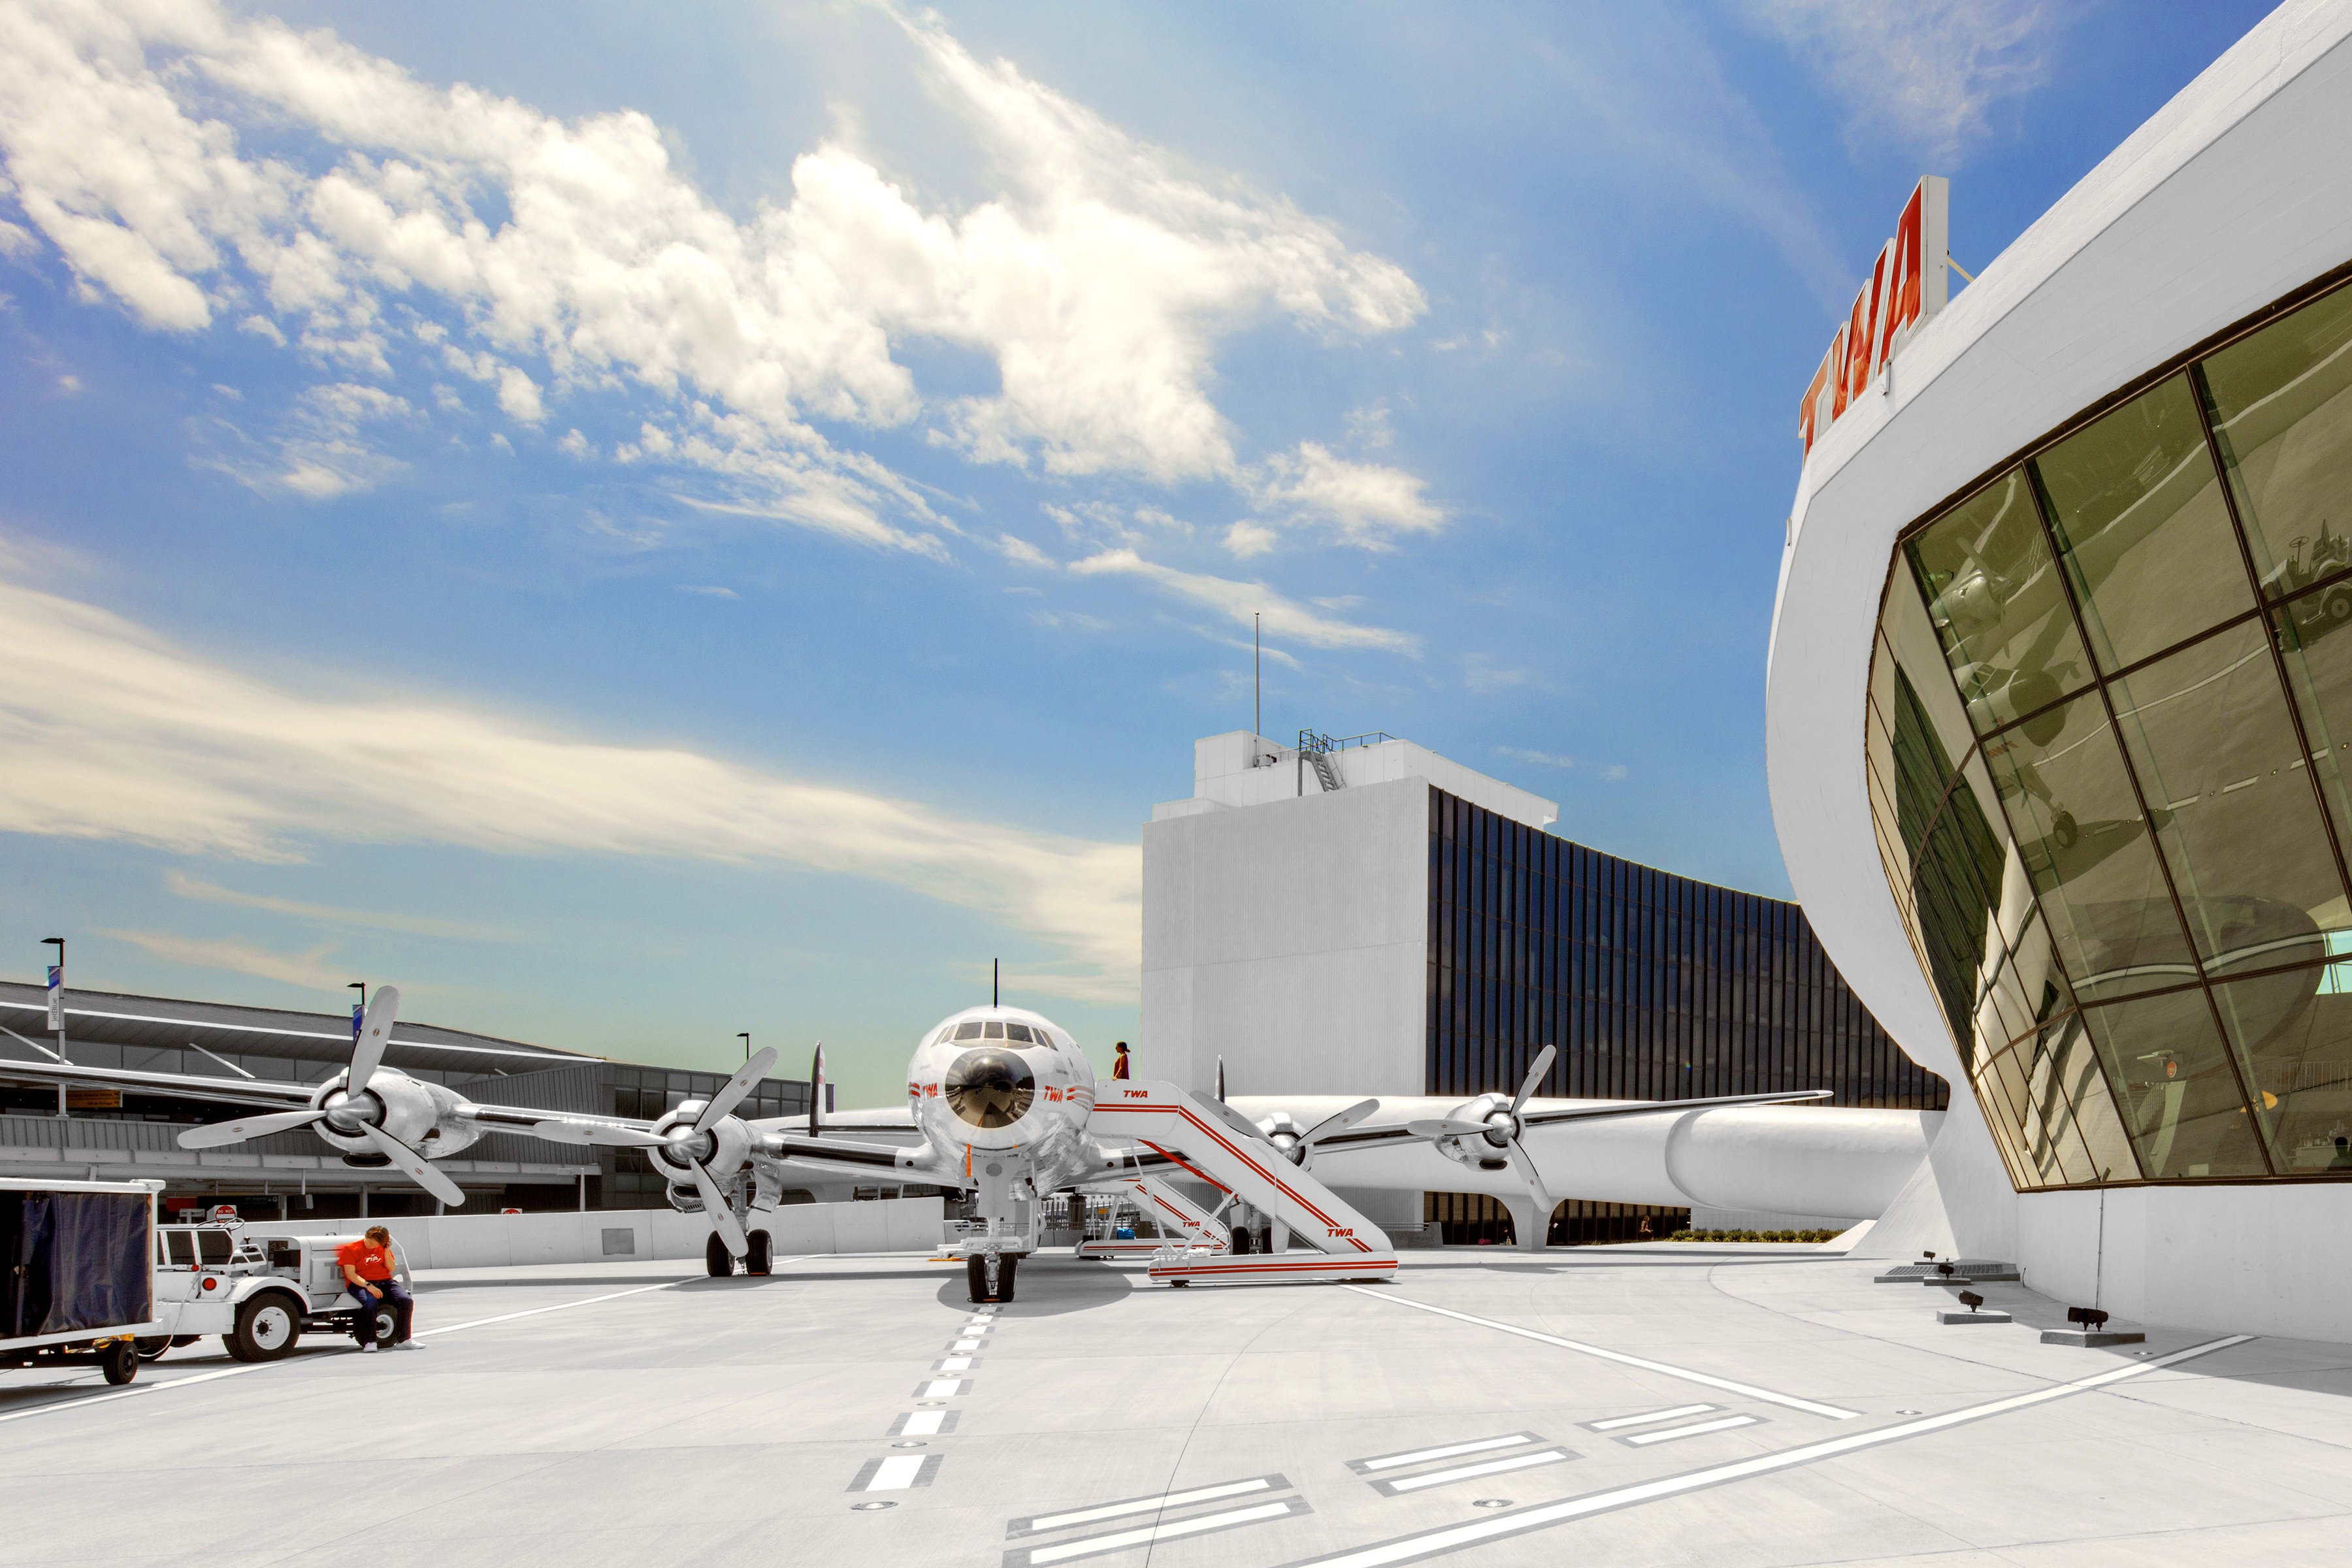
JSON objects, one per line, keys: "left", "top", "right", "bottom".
{"left": 738, "top": 1031, "right": 751, "bottom": 1066}
{"left": 41, "top": 937, "right": 64, "bottom": 1119}
{"left": 348, "top": 981, "right": 367, "bottom": 1045}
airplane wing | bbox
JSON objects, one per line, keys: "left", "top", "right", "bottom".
{"left": 0, "top": 1053, "right": 319, "bottom": 1109}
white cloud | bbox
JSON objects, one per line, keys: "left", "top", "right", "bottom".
{"left": 1249, "top": 440, "right": 1444, "bottom": 550}
{"left": 1495, "top": 744, "right": 1629, "bottom": 782}
{"left": 995, "top": 532, "right": 1054, "bottom": 568}
{"left": 677, "top": 583, "right": 738, "bottom": 599}
{"left": 0, "top": 561, "right": 1142, "bottom": 996}
{"left": 164, "top": 868, "right": 510, "bottom": 941}
{"left": 1463, "top": 655, "right": 1529, "bottom": 693}
{"left": 1743, "top": 1, "right": 2057, "bottom": 163}
{"left": 1221, "top": 519, "right": 1276, "bottom": 559}
{"left": 1068, "top": 547, "right": 1417, "bottom": 654}
{"left": 104, "top": 929, "right": 347, "bottom": 990}
{"left": 557, "top": 427, "right": 590, "bottom": 458}
{"left": 0, "top": 1, "right": 1424, "bottom": 541}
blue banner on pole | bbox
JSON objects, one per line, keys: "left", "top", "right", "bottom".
{"left": 46, "top": 964, "right": 62, "bottom": 1031}
{"left": 351, "top": 1003, "right": 364, "bottom": 1043}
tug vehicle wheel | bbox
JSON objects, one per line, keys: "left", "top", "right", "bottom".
{"left": 100, "top": 1340, "right": 139, "bottom": 1386}
{"left": 228, "top": 1295, "right": 302, "bottom": 1362}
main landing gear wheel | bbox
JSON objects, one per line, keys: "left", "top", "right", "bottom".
{"left": 228, "top": 1296, "right": 301, "bottom": 1362}
{"left": 746, "top": 1230, "right": 773, "bottom": 1277}
{"left": 100, "top": 1340, "right": 139, "bottom": 1386}
{"left": 706, "top": 1232, "right": 735, "bottom": 1278}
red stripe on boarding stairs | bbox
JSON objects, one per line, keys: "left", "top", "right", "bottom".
{"left": 1076, "top": 1171, "right": 1232, "bottom": 1257}
{"left": 1094, "top": 1081, "right": 1399, "bottom": 1287}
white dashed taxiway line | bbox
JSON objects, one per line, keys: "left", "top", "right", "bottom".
{"left": 1344, "top": 1286, "right": 1862, "bottom": 1420}
{"left": 1277, "top": 1335, "right": 2254, "bottom": 1568}
{"left": 1586, "top": 1404, "right": 1717, "bottom": 1431}
{"left": 1625, "top": 1414, "right": 1759, "bottom": 1445}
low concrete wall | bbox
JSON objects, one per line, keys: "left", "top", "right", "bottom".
{"left": 261, "top": 1196, "right": 943, "bottom": 1270}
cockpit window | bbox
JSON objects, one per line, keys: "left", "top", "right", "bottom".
{"left": 983, "top": 1021, "right": 1005, "bottom": 1039}
{"left": 953, "top": 1021, "right": 983, "bottom": 1041}
{"left": 1005, "top": 1022, "right": 1033, "bottom": 1043}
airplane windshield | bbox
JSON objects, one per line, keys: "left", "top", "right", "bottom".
{"left": 1005, "top": 1023, "right": 1034, "bottom": 1043}
{"left": 953, "top": 1021, "right": 983, "bottom": 1041}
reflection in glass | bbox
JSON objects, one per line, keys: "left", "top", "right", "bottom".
{"left": 2202, "top": 285, "right": 2352, "bottom": 593}
{"left": 2272, "top": 595, "right": 2352, "bottom": 885}
{"left": 1978, "top": 686, "right": 2190, "bottom": 1003}
{"left": 2079, "top": 988, "right": 2268, "bottom": 1179}
{"left": 2214, "top": 962, "right": 2352, "bottom": 1170}
{"left": 1907, "top": 469, "right": 2089, "bottom": 738}
{"left": 2036, "top": 376, "right": 2253, "bottom": 671}
{"left": 2106, "top": 619, "right": 2343, "bottom": 977}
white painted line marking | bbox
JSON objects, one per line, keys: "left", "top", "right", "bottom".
{"left": 1588, "top": 1404, "right": 1716, "bottom": 1431}
{"left": 1275, "top": 1335, "right": 2253, "bottom": 1568}
{"left": 417, "top": 1279, "right": 687, "bottom": 1339}
{"left": 1011, "top": 1475, "right": 1286, "bottom": 1536}
{"left": 851, "top": 1453, "right": 942, "bottom": 1492}
{"left": 892, "top": 1409, "right": 954, "bottom": 1437}
{"left": 936, "top": 1356, "right": 975, "bottom": 1372}
{"left": 1375, "top": 1450, "right": 1573, "bottom": 1497}
{"left": 917, "top": 1379, "right": 972, "bottom": 1398}
{"left": 1625, "top": 1415, "right": 1757, "bottom": 1446}
{"left": 1009, "top": 1499, "right": 1309, "bottom": 1567}
{"left": 952, "top": 1339, "right": 985, "bottom": 1352}
{"left": 1345, "top": 1287, "right": 1862, "bottom": 1420}
{"left": 0, "top": 1276, "right": 694, "bottom": 1429}
{"left": 1348, "top": 1433, "right": 1539, "bottom": 1473}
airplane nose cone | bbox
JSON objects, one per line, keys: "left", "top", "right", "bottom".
{"left": 945, "top": 1048, "right": 1035, "bottom": 1130}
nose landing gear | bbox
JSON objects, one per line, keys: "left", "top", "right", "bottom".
{"left": 966, "top": 1250, "right": 1019, "bottom": 1303}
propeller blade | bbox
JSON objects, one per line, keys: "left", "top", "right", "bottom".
{"left": 348, "top": 985, "right": 400, "bottom": 1099}
{"left": 357, "top": 1122, "right": 465, "bottom": 1208}
{"left": 176, "top": 1107, "right": 325, "bottom": 1150}
{"left": 1509, "top": 1044, "right": 1558, "bottom": 1119}
{"left": 698, "top": 1046, "right": 779, "bottom": 1134}
{"left": 1299, "top": 1099, "right": 1380, "bottom": 1147}
{"left": 1502, "top": 1135, "right": 1552, "bottom": 1208}
{"left": 809, "top": 1042, "right": 826, "bottom": 1138}
{"left": 529, "top": 1119, "right": 668, "bottom": 1148}
{"left": 1405, "top": 1117, "right": 1489, "bottom": 1141}
{"left": 689, "top": 1159, "right": 748, "bottom": 1256}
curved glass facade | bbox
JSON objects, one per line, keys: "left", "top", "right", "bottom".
{"left": 1868, "top": 271, "right": 2352, "bottom": 1188}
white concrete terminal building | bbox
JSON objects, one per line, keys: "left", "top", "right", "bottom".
{"left": 1769, "top": 0, "right": 2352, "bottom": 1341}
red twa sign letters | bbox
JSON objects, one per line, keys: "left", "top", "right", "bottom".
{"left": 1799, "top": 176, "right": 1948, "bottom": 455}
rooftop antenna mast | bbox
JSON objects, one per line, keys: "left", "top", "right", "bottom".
{"left": 1254, "top": 611, "right": 1261, "bottom": 742}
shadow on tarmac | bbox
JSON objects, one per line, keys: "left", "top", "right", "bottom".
{"left": 932, "top": 1254, "right": 1135, "bottom": 1318}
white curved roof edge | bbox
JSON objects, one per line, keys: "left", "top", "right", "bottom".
{"left": 1765, "top": 0, "right": 2352, "bottom": 1085}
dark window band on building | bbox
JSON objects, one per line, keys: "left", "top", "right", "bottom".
{"left": 1424, "top": 787, "right": 1946, "bottom": 1109}
{"left": 1422, "top": 788, "right": 1944, "bottom": 1245}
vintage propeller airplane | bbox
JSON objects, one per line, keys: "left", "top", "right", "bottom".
{"left": 0, "top": 987, "right": 1931, "bottom": 1303}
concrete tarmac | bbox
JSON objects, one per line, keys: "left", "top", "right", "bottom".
{"left": 3, "top": 1243, "right": 2347, "bottom": 1567}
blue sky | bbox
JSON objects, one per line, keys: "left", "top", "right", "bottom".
{"left": 0, "top": 1, "right": 2278, "bottom": 1102}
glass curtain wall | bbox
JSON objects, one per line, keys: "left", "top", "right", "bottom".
{"left": 1868, "top": 273, "right": 2352, "bottom": 1188}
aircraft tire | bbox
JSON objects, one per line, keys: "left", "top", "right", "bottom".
{"left": 999, "top": 1253, "right": 1018, "bottom": 1303}
{"left": 706, "top": 1233, "right": 734, "bottom": 1277}
{"left": 747, "top": 1230, "right": 773, "bottom": 1277}
{"left": 966, "top": 1254, "right": 989, "bottom": 1303}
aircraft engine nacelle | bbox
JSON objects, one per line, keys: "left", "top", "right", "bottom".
{"left": 1429, "top": 1092, "right": 1518, "bottom": 1171}
{"left": 310, "top": 1069, "right": 466, "bottom": 1158}
{"left": 639, "top": 1102, "right": 753, "bottom": 1187}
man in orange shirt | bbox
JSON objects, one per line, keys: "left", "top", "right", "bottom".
{"left": 337, "top": 1225, "right": 418, "bottom": 1352}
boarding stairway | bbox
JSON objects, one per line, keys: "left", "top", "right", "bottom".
{"left": 1073, "top": 1173, "right": 1229, "bottom": 1258}
{"left": 1090, "top": 1079, "right": 1399, "bottom": 1286}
